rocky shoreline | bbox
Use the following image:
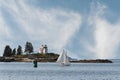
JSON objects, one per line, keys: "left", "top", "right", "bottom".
{"left": 0, "top": 57, "right": 112, "bottom": 63}
{"left": 71, "top": 59, "right": 112, "bottom": 63}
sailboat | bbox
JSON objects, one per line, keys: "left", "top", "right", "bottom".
{"left": 56, "top": 50, "right": 70, "bottom": 66}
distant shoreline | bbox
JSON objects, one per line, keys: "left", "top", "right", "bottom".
{"left": 0, "top": 53, "right": 112, "bottom": 63}
{"left": 70, "top": 59, "right": 112, "bottom": 63}
{"left": 0, "top": 57, "right": 112, "bottom": 63}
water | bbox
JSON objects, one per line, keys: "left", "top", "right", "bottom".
{"left": 0, "top": 60, "right": 120, "bottom": 80}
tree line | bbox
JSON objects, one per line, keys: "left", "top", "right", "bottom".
{"left": 3, "top": 42, "right": 33, "bottom": 57}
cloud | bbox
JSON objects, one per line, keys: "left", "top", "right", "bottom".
{"left": 87, "top": 2, "right": 120, "bottom": 59}
{"left": 0, "top": 12, "right": 12, "bottom": 38}
{"left": 0, "top": 0, "right": 81, "bottom": 55}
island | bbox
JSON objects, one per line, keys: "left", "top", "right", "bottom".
{"left": 0, "top": 42, "right": 112, "bottom": 63}
{"left": 71, "top": 59, "right": 112, "bottom": 63}
{"left": 0, "top": 53, "right": 112, "bottom": 63}
{"left": 0, "top": 53, "right": 58, "bottom": 62}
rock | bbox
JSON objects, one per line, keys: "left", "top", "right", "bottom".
{"left": 0, "top": 57, "right": 15, "bottom": 62}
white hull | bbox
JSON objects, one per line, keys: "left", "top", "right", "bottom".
{"left": 60, "top": 63, "right": 70, "bottom": 66}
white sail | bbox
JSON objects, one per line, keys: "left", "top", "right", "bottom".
{"left": 56, "top": 50, "right": 64, "bottom": 63}
{"left": 56, "top": 50, "right": 70, "bottom": 66}
{"left": 63, "top": 52, "right": 70, "bottom": 65}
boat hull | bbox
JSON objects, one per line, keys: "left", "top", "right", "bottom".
{"left": 60, "top": 63, "right": 70, "bottom": 66}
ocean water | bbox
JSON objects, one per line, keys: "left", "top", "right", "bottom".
{"left": 0, "top": 60, "right": 120, "bottom": 80}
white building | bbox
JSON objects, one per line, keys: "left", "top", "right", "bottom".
{"left": 39, "top": 45, "right": 48, "bottom": 54}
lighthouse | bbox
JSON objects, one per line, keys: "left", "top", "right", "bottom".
{"left": 39, "top": 45, "right": 48, "bottom": 54}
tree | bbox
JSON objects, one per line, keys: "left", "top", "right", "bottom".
{"left": 24, "top": 42, "right": 33, "bottom": 53}
{"left": 17, "top": 45, "right": 22, "bottom": 55}
{"left": 3, "top": 45, "right": 12, "bottom": 57}
{"left": 12, "top": 48, "right": 16, "bottom": 56}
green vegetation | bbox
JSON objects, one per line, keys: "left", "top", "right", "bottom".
{"left": 14, "top": 53, "right": 59, "bottom": 59}
{"left": 24, "top": 42, "right": 33, "bottom": 53}
{"left": 1, "top": 41, "right": 60, "bottom": 62}
{"left": 3, "top": 45, "right": 12, "bottom": 57}
{"left": 17, "top": 45, "right": 22, "bottom": 55}
{"left": 71, "top": 59, "right": 112, "bottom": 63}
{"left": 0, "top": 53, "right": 59, "bottom": 62}
{"left": 3, "top": 41, "right": 34, "bottom": 57}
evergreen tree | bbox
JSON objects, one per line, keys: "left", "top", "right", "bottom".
{"left": 24, "top": 42, "right": 33, "bottom": 53}
{"left": 17, "top": 45, "right": 22, "bottom": 55}
{"left": 3, "top": 45, "right": 12, "bottom": 57}
{"left": 12, "top": 48, "right": 16, "bottom": 56}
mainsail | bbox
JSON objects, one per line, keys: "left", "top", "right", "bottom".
{"left": 56, "top": 50, "right": 70, "bottom": 66}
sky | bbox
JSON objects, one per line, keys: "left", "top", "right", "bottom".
{"left": 0, "top": 0, "right": 120, "bottom": 59}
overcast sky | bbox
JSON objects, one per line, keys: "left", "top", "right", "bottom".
{"left": 0, "top": 0, "right": 120, "bottom": 59}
